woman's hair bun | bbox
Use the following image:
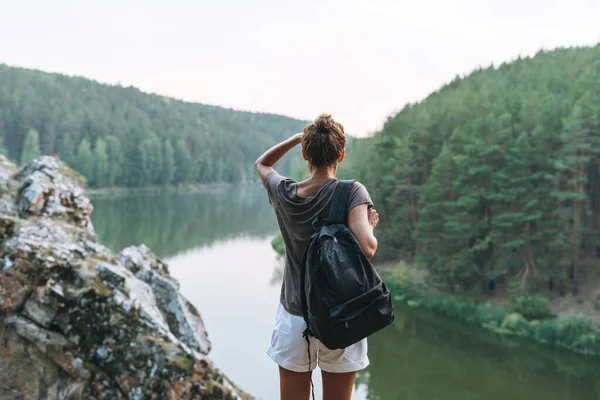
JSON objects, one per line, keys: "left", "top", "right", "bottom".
{"left": 302, "top": 112, "right": 346, "bottom": 168}
{"left": 315, "top": 113, "right": 335, "bottom": 132}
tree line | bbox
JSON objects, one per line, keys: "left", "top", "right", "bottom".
{"left": 354, "top": 44, "right": 600, "bottom": 296}
{"left": 0, "top": 64, "right": 306, "bottom": 187}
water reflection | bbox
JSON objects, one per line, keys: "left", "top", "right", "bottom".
{"left": 91, "top": 187, "right": 278, "bottom": 257}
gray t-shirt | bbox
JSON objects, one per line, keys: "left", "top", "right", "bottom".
{"left": 265, "top": 172, "right": 373, "bottom": 316}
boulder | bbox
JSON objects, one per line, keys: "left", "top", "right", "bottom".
{"left": 0, "top": 157, "right": 249, "bottom": 400}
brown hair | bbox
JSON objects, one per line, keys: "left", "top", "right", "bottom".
{"left": 302, "top": 113, "right": 346, "bottom": 168}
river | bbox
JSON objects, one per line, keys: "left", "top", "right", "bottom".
{"left": 91, "top": 186, "right": 600, "bottom": 400}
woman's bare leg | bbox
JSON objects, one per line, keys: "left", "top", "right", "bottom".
{"left": 322, "top": 370, "right": 356, "bottom": 400}
{"left": 279, "top": 367, "right": 312, "bottom": 400}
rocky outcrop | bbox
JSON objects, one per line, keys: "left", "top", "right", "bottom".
{"left": 0, "top": 157, "right": 248, "bottom": 400}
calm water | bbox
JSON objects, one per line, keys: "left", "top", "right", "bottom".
{"left": 92, "top": 187, "right": 600, "bottom": 400}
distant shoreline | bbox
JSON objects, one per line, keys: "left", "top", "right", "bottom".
{"left": 85, "top": 182, "right": 246, "bottom": 199}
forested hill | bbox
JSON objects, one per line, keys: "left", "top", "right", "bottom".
{"left": 361, "top": 45, "right": 600, "bottom": 296}
{"left": 0, "top": 64, "right": 307, "bottom": 187}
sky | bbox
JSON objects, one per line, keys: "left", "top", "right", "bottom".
{"left": 1, "top": 0, "right": 599, "bottom": 137}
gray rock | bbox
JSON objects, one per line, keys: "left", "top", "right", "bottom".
{"left": 0, "top": 193, "right": 16, "bottom": 216}
{"left": 7, "top": 314, "right": 71, "bottom": 356}
{"left": 0, "top": 154, "right": 17, "bottom": 180}
{"left": 23, "top": 296, "right": 58, "bottom": 328}
{"left": 117, "top": 244, "right": 171, "bottom": 277}
{"left": 118, "top": 245, "right": 211, "bottom": 354}
{"left": 15, "top": 156, "right": 95, "bottom": 238}
{"left": 0, "top": 157, "right": 249, "bottom": 400}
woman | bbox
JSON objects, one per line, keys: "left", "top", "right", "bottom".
{"left": 255, "top": 113, "right": 379, "bottom": 400}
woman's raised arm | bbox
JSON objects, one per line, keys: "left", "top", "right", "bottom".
{"left": 255, "top": 133, "right": 303, "bottom": 187}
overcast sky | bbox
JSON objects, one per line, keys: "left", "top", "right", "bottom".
{"left": 1, "top": 0, "right": 599, "bottom": 136}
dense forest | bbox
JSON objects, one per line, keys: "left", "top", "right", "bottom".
{"left": 357, "top": 45, "right": 600, "bottom": 296}
{"left": 0, "top": 64, "right": 306, "bottom": 187}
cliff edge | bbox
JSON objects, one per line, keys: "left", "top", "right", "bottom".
{"left": 0, "top": 156, "right": 249, "bottom": 399}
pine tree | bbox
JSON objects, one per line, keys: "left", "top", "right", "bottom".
{"left": 92, "top": 139, "right": 110, "bottom": 187}
{"left": 141, "top": 133, "right": 163, "bottom": 184}
{"left": 57, "top": 131, "right": 77, "bottom": 166}
{"left": 123, "top": 144, "right": 149, "bottom": 187}
{"left": 415, "top": 139, "right": 467, "bottom": 289}
{"left": 73, "top": 139, "right": 94, "bottom": 184}
{"left": 215, "top": 159, "right": 226, "bottom": 183}
{"left": 0, "top": 136, "right": 8, "bottom": 157}
{"left": 105, "top": 135, "right": 123, "bottom": 187}
{"left": 20, "top": 129, "right": 42, "bottom": 165}
{"left": 554, "top": 94, "right": 600, "bottom": 294}
{"left": 174, "top": 139, "right": 193, "bottom": 184}
{"left": 0, "top": 119, "right": 8, "bottom": 157}
{"left": 489, "top": 130, "right": 558, "bottom": 290}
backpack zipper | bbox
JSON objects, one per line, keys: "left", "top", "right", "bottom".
{"left": 333, "top": 236, "right": 338, "bottom": 243}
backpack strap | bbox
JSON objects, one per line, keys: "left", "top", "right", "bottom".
{"left": 326, "top": 179, "right": 356, "bottom": 225}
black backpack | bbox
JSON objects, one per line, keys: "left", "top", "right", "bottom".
{"left": 301, "top": 180, "right": 394, "bottom": 350}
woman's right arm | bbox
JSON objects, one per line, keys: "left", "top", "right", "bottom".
{"left": 348, "top": 204, "right": 379, "bottom": 260}
{"left": 255, "top": 133, "right": 303, "bottom": 187}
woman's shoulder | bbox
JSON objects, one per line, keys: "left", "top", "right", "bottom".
{"left": 266, "top": 172, "right": 295, "bottom": 188}
{"left": 335, "top": 178, "right": 369, "bottom": 193}
{"left": 345, "top": 180, "right": 373, "bottom": 210}
{"left": 265, "top": 172, "right": 298, "bottom": 201}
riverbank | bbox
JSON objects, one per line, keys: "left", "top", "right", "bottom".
{"left": 85, "top": 182, "right": 238, "bottom": 199}
{"left": 382, "top": 264, "right": 600, "bottom": 357}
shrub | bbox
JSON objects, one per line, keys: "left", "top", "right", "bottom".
{"left": 478, "top": 302, "right": 505, "bottom": 328}
{"left": 554, "top": 314, "right": 594, "bottom": 342}
{"left": 501, "top": 313, "right": 531, "bottom": 335}
{"left": 396, "top": 262, "right": 413, "bottom": 286}
{"left": 510, "top": 294, "right": 550, "bottom": 320}
{"left": 384, "top": 273, "right": 600, "bottom": 356}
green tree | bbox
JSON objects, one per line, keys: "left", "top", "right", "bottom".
{"left": 554, "top": 93, "right": 600, "bottom": 294}
{"left": 73, "top": 139, "right": 94, "bottom": 183}
{"left": 174, "top": 139, "right": 194, "bottom": 184}
{"left": 141, "top": 132, "right": 163, "bottom": 184}
{"left": 57, "top": 131, "right": 77, "bottom": 166}
{"left": 161, "top": 139, "right": 176, "bottom": 185}
{"left": 0, "top": 119, "right": 8, "bottom": 157}
{"left": 196, "top": 152, "right": 214, "bottom": 182}
{"left": 20, "top": 129, "right": 42, "bottom": 165}
{"left": 0, "top": 136, "right": 8, "bottom": 157}
{"left": 105, "top": 135, "right": 123, "bottom": 187}
{"left": 123, "top": 144, "right": 148, "bottom": 187}
{"left": 92, "top": 138, "right": 110, "bottom": 187}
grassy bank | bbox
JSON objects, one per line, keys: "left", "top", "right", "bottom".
{"left": 384, "top": 265, "right": 600, "bottom": 357}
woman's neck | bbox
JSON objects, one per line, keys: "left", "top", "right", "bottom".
{"left": 309, "top": 166, "right": 337, "bottom": 180}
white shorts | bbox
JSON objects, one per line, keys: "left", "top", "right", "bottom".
{"left": 266, "top": 304, "right": 369, "bottom": 373}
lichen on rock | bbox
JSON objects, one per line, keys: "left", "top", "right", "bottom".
{"left": 0, "top": 156, "right": 250, "bottom": 400}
